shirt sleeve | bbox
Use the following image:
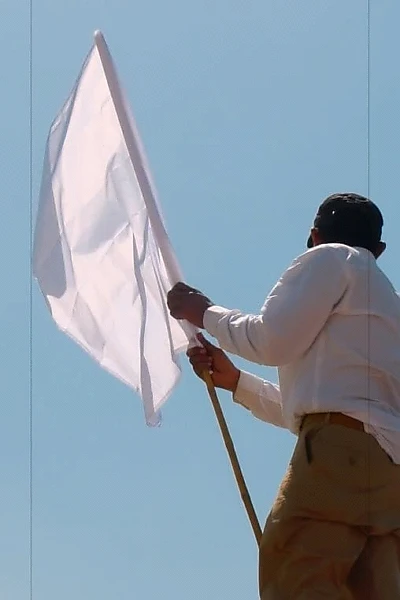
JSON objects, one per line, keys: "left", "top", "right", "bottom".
{"left": 233, "top": 371, "right": 286, "bottom": 428}
{"left": 203, "top": 245, "right": 348, "bottom": 366}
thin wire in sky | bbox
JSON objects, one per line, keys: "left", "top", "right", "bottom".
{"left": 366, "top": 0, "right": 371, "bottom": 422}
{"left": 29, "top": 0, "right": 33, "bottom": 596}
{"left": 367, "top": 0, "right": 371, "bottom": 195}
{"left": 366, "top": 0, "right": 372, "bottom": 533}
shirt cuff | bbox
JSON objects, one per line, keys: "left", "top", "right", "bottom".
{"left": 233, "top": 371, "right": 265, "bottom": 411}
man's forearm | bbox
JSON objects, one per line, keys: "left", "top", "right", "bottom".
{"left": 233, "top": 371, "right": 286, "bottom": 428}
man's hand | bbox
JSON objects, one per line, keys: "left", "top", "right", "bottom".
{"left": 187, "top": 333, "right": 241, "bottom": 392}
{"left": 167, "top": 282, "right": 213, "bottom": 328}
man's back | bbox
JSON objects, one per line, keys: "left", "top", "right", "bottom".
{"left": 276, "top": 243, "right": 400, "bottom": 461}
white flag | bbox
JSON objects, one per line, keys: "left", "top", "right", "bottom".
{"left": 33, "top": 32, "right": 196, "bottom": 425}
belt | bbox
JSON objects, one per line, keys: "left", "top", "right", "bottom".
{"left": 300, "top": 412, "right": 365, "bottom": 433}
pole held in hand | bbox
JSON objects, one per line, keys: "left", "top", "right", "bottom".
{"left": 202, "top": 369, "right": 262, "bottom": 546}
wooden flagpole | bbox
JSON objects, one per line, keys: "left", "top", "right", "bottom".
{"left": 202, "top": 370, "right": 262, "bottom": 546}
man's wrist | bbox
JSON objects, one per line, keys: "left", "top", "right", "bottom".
{"left": 230, "top": 368, "right": 241, "bottom": 394}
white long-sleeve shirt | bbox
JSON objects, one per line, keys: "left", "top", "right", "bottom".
{"left": 203, "top": 243, "right": 400, "bottom": 464}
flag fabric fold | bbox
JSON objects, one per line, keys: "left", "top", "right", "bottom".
{"left": 33, "top": 32, "right": 195, "bottom": 425}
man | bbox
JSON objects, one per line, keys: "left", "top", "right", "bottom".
{"left": 167, "top": 193, "right": 400, "bottom": 599}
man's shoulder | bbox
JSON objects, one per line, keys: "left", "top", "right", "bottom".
{"left": 277, "top": 244, "right": 350, "bottom": 288}
{"left": 294, "top": 243, "right": 352, "bottom": 267}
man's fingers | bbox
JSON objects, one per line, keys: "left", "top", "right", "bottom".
{"left": 175, "top": 282, "right": 193, "bottom": 289}
{"left": 188, "top": 353, "right": 212, "bottom": 366}
{"left": 169, "top": 282, "right": 201, "bottom": 296}
{"left": 168, "top": 306, "right": 182, "bottom": 319}
{"left": 187, "top": 347, "right": 207, "bottom": 358}
{"left": 167, "top": 294, "right": 184, "bottom": 316}
{"left": 170, "top": 282, "right": 193, "bottom": 293}
{"left": 188, "top": 354, "right": 212, "bottom": 371}
{"left": 172, "top": 281, "right": 187, "bottom": 289}
{"left": 187, "top": 335, "right": 216, "bottom": 357}
{"left": 167, "top": 284, "right": 193, "bottom": 315}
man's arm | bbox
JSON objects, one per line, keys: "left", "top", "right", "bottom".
{"left": 186, "top": 334, "right": 286, "bottom": 428}
{"left": 203, "top": 245, "right": 348, "bottom": 366}
{"left": 233, "top": 370, "right": 286, "bottom": 428}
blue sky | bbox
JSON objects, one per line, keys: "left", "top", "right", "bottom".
{"left": 1, "top": 1, "right": 399, "bottom": 598}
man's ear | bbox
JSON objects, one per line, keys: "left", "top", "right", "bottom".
{"left": 375, "top": 241, "right": 386, "bottom": 259}
{"left": 310, "top": 227, "right": 324, "bottom": 247}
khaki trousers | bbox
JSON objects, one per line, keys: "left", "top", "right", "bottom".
{"left": 259, "top": 420, "right": 400, "bottom": 599}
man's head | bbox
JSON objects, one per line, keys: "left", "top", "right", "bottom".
{"left": 307, "top": 193, "right": 386, "bottom": 258}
